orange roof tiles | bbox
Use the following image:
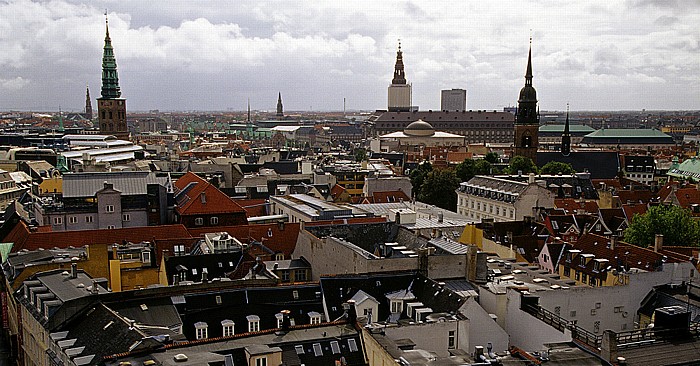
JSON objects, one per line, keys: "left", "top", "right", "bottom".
{"left": 187, "top": 222, "right": 301, "bottom": 258}
{"left": 174, "top": 172, "right": 246, "bottom": 215}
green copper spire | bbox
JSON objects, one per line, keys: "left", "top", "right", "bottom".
{"left": 100, "top": 14, "right": 121, "bottom": 99}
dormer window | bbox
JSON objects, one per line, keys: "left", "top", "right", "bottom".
{"left": 194, "top": 322, "right": 208, "bottom": 340}
{"left": 247, "top": 315, "right": 260, "bottom": 332}
{"left": 308, "top": 311, "right": 322, "bottom": 325}
{"left": 221, "top": 319, "right": 234, "bottom": 337}
{"left": 276, "top": 313, "right": 284, "bottom": 328}
{"left": 141, "top": 251, "right": 151, "bottom": 264}
{"left": 580, "top": 256, "right": 586, "bottom": 267}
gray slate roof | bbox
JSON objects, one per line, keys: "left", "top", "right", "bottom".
{"left": 62, "top": 171, "right": 170, "bottom": 198}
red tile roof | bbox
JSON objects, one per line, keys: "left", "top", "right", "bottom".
{"left": 617, "top": 190, "right": 654, "bottom": 205}
{"left": 174, "top": 172, "right": 246, "bottom": 215}
{"left": 674, "top": 188, "right": 700, "bottom": 209}
{"left": 234, "top": 198, "right": 268, "bottom": 217}
{"left": 187, "top": 223, "right": 301, "bottom": 258}
{"left": 621, "top": 203, "right": 648, "bottom": 222}
{"left": 371, "top": 190, "right": 410, "bottom": 204}
{"left": 554, "top": 199, "right": 599, "bottom": 214}
{"left": 330, "top": 184, "right": 347, "bottom": 200}
{"left": 4, "top": 221, "right": 192, "bottom": 252}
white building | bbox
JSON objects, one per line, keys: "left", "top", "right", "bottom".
{"left": 456, "top": 175, "right": 555, "bottom": 222}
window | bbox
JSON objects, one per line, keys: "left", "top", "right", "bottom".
{"left": 195, "top": 217, "right": 204, "bottom": 226}
{"left": 575, "top": 271, "right": 580, "bottom": 281}
{"left": 255, "top": 357, "right": 267, "bottom": 366}
{"left": 448, "top": 330, "right": 456, "bottom": 349}
{"left": 331, "top": 341, "right": 340, "bottom": 354}
{"left": 123, "top": 214, "right": 130, "bottom": 222}
{"left": 292, "top": 290, "right": 299, "bottom": 299}
{"left": 348, "top": 339, "right": 358, "bottom": 352}
{"left": 391, "top": 300, "right": 402, "bottom": 314}
{"left": 53, "top": 217, "right": 63, "bottom": 225}
{"left": 570, "top": 311, "right": 577, "bottom": 317}
{"left": 277, "top": 313, "right": 284, "bottom": 328}
{"left": 295, "top": 270, "right": 307, "bottom": 282}
{"left": 210, "top": 216, "right": 218, "bottom": 225}
{"left": 589, "top": 277, "right": 597, "bottom": 286}
{"left": 194, "top": 322, "right": 208, "bottom": 340}
{"left": 106, "top": 205, "right": 115, "bottom": 213}
{"left": 281, "top": 271, "right": 290, "bottom": 282}
{"left": 582, "top": 273, "right": 587, "bottom": 283}
{"left": 141, "top": 251, "right": 151, "bottom": 264}
{"left": 222, "top": 320, "right": 234, "bottom": 336}
{"left": 275, "top": 253, "right": 284, "bottom": 261}
{"left": 313, "top": 343, "right": 323, "bottom": 356}
{"left": 216, "top": 295, "right": 222, "bottom": 305}
{"left": 579, "top": 256, "right": 586, "bottom": 267}
{"left": 69, "top": 216, "right": 77, "bottom": 224}
{"left": 85, "top": 216, "right": 93, "bottom": 223}
{"left": 107, "top": 225, "right": 115, "bottom": 230}
{"left": 247, "top": 315, "right": 260, "bottom": 332}
{"left": 295, "top": 345, "right": 304, "bottom": 355}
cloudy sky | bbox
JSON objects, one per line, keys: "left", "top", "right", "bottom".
{"left": 0, "top": 0, "right": 698, "bottom": 112}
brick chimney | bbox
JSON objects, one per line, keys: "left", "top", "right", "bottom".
{"left": 654, "top": 234, "right": 664, "bottom": 253}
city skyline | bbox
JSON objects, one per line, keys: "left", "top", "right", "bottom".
{"left": 0, "top": 0, "right": 698, "bottom": 112}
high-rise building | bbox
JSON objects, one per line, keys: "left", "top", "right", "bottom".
{"left": 513, "top": 38, "right": 539, "bottom": 163}
{"left": 97, "top": 15, "right": 128, "bottom": 140}
{"left": 441, "top": 89, "right": 467, "bottom": 111}
{"left": 276, "top": 92, "right": 284, "bottom": 118}
{"left": 387, "top": 41, "right": 411, "bottom": 112}
{"left": 85, "top": 84, "right": 93, "bottom": 120}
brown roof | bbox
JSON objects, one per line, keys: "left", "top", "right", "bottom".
{"left": 371, "top": 190, "right": 410, "bottom": 204}
{"left": 233, "top": 198, "right": 268, "bottom": 217}
{"left": 554, "top": 199, "right": 599, "bottom": 214}
{"left": 674, "top": 188, "right": 700, "bottom": 209}
{"left": 4, "top": 221, "right": 192, "bottom": 252}
{"left": 617, "top": 190, "right": 654, "bottom": 205}
{"left": 174, "top": 172, "right": 246, "bottom": 216}
{"left": 621, "top": 203, "right": 648, "bottom": 222}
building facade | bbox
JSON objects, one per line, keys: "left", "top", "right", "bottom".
{"left": 441, "top": 88, "right": 467, "bottom": 111}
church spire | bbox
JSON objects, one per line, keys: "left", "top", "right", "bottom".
{"left": 58, "top": 106, "right": 64, "bottom": 132}
{"left": 561, "top": 103, "right": 571, "bottom": 156}
{"left": 100, "top": 13, "right": 121, "bottom": 99}
{"left": 247, "top": 98, "right": 251, "bottom": 122}
{"left": 276, "top": 92, "right": 284, "bottom": 117}
{"left": 525, "top": 36, "right": 533, "bottom": 86}
{"left": 85, "top": 83, "right": 93, "bottom": 119}
{"left": 391, "top": 40, "right": 406, "bottom": 85}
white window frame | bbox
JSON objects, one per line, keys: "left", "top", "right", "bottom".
{"left": 106, "top": 205, "right": 115, "bottom": 213}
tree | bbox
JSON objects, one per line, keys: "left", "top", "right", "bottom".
{"left": 475, "top": 160, "right": 499, "bottom": 175}
{"left": 354, "top": 148, "right": 367, "bottom": 162}
{"left": 506, "top": 156, "right": 538, "bottom": 175}
{"left": 540, "top": 161, "right": 576, "bottom": 175}
{"left": 418, "top": 168, "right": 460, "bottom": 211}
{"left": 624, "top": 205, "right": 700, "bottom": 248}
{"left": 485, "top": 152, "right": 499, "bottom": 164}
{"left": 409, "top": 161, "right": 433, "bottom": 196}
{"left": 455, "top": 159, "right": 476, "bottom": 182}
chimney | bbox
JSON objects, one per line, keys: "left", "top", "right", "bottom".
{"left": 201, "top": 268, "right": 208, "bottom": 283}
{"left": 654, "top": 234, "right": 664, "bottom": 253}
{"left": 437, "top": 212, "right": 443, "bottom": 223}
{"left": 344, "top": 300, "right": 357, "bottom": 325}
{"left": 528, "top": 173, "right": 535, "bottom": 184}
{"left": 474, "top": 346, "right": 484, "bottom": 359}
{"left": 91, "top": 279, "right": 99, "bottom": 294}
{"left": 609, "top": 236, "right": 617, "bottom": 250}
{"left": 172, "top": 274, "right": 179, "bottom": 286}
{"left": 280, "top": 309, "right": 291, "bottom": 334}
{"left": 70, "top": 263, "right": 78, "bottom": 279}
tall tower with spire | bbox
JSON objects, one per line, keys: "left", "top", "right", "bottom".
{"left": 387, "top": 40, "right": 412, "bottom": 112}
{"left": 85, "top": 84, "right": 93, "bottom": 120}
{"left": 513, "top": 38, "right": 539, "bottom": 163}
{"left": 276, "top": 92, "right": 284, "bottom": 118}
{"left": 97, "top": 14, "right": 128, "bottom": 139}
{"left": 561, "top": 104, "right": 571, "bottom": 156}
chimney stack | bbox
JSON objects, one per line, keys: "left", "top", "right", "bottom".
{"left": 528, "top": 173, "right": 535, "bottom": 184}
{"left": 281, "top": 309, "right": 291, "bottom": 334}
{"left": 609, "top": 236, "right": 617, "bottom": 250}
{"left": 344, "top": 300, "right": 357, "bottom": 325}
{"left": 654, "top": 234, "right": 664, "bottom": 253}
{"left": 437, "top": 212, "right": 443, "bottom": 223}
{"left": 70, "top": 263, "right": 78, "bottom": 279}
{"left": 172, "top": 274, "right": 179, "bottom": 286}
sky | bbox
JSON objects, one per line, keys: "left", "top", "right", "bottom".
{"left": 0, "top": 0, "right": 698, "bottom": 112}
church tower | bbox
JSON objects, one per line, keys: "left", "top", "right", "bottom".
{"left": 513, "top": 38, "right": 539, "bottom": 163}
{"left": 387, "top": 41, "right": 412, "bottom": 112}
{"left": 276, "top": 92, "right": 284, "bottom": 118}
{"left": 561, "top": 104, "right": 571, "bottom": 156}
{"left": 97, "top": 15, "right": 128, "bottom": 139}
{"left": 85, "top": 84, "right": 93, "bottom": 120}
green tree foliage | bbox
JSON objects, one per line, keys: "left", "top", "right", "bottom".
{"left": 409, "top": 161, "right": 433, "bottom": 195}
{"left": 624, "top": 205, "right": 700, "bottom": 248}
{"left": 354, "top": 148, "right": 367, "bottom": 162}
{"left": 485, "top": 152, "right": 499, "bottom": 164}
{"left": 455, "top": 159, "right": 476, "bottom": 182}
{"left": 540, "top": 161, "right": 576, "bottom": 175}
{"left": 418, "top": 168, "right": 460, "bottom": 211}
{"left": 475, "top": 160, "right": 498, "bottom": 175}
{"left": 505, "top": 156, "right": 538, "bottom": 175}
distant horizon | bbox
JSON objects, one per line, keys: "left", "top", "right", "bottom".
{"left": 1, "top": 1, "right": 698, "bottom": 112}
